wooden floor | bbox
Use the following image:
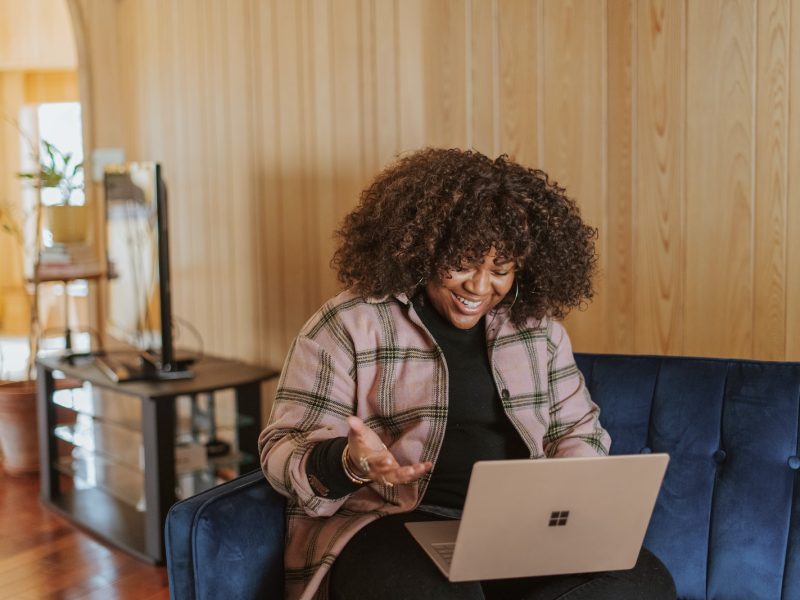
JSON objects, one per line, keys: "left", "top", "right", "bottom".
{"left": 0, "top": 471, "right": 170, "bottom": 600}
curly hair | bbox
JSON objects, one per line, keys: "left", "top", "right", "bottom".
{"left": 332, "top": 147, "right": 597, "bottom": 324}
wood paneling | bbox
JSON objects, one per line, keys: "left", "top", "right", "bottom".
{"left": 0, "top": 0, "right": 77, "bottom": 70}
{"left": 606, "top": 0, "right": 635, "bottom": 354}
{"left": 685, "top": 0, "right": 755, "bottom": 358}
{"left": 540, "top": 0, "right": 608, "bottom": 351}
{"left": 425, "top": 0, "right": 468, "bottom": 149}
{"left": 754, "top": 0, "right": 790, "bottom": 360}
{"left": 74, "top": 0, "right": 800, "bottom": 371}
{"left": 496, "top": 0, "right": 539, "bottom": 167}
{"left": 788, "top": 0, "right": 800, "bottom": 361}
{"left": 634, "top": 0, "right": 685, "bottom": 355}
{"left": 470, "top": 0, "right": 497, "bottom": 155}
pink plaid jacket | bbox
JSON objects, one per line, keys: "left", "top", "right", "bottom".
{"left": 258, "top": 291, "right": 610, "bottom": 599}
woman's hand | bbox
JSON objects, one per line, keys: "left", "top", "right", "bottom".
{"left": 346, "top": 416, "right": 433, "bottom": 486}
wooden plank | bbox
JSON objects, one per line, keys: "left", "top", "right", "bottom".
{"left": 685, "top": 0, "right": 755, "bottom": 358}
{"left": 173, "top": 0, "right": 208, "bottom": 354}
{"left": 360, "top": 0, "right": 379, "bottom": 180}
{"left": 331, "top": 0, "right": 367, "bottom": 303}
{"left": 788, "top": 0, "right": 800, "bottom": 361}
{"left": 471, "top": 0, "right": 497, "bottom": 155}
{"left": 154, "top": 0, "right": 187, "bottom": 352}
{"left": 137, "top": 0, "right": 161, "bottom": 163}
{"left": 298, "top": 0, "right": 323, "bottom": 310}
{"left": 189, "top": 0, "right": 219, "bottom": 353}
{"left": 115, "top": 0, "right": 139, "bottom": 158}
{"left": 84, "top": 0, "right": 123, "bottom": 150}
{"left": 605, "top": 0, "right": 634, "bottom": 354}
{"left": 249, "top": 0, "right": 285, "bottom": 367}
{"left": 753, "top": 0, "right": 789, "bottom": 360}
{"left": 634, "top": 0, "right": 686, "bottom": 355}
{"left": 226, "top": 0, "right": 258, "bottom": 362}
{"left": 166, "top": 0, "right": 191, "bottom": 338}
{"left": 374, "top": 0, "right": 401, "bottom": 168}
{"left": 397, "top": 0, "right": 426, "bottom": 153}
{"left": 423, "top": 0, "right": 467, "bottom": 148}
{"left": 541, "top": 0, "right": 607, "bottom": 352}
{"left": 0, "top": 473, "right": 169, "bottom": 597}
{"left": 309, "top": 0, "right": 338, "bottom": 303}
{"left": 200, "top": 0, "right": 228, "bottom": 353}
{"left": 497, "top": 0, "right": 539, "bottom": 167}
{"left": 277, "top": 0, "right": 321, "bottom": 345}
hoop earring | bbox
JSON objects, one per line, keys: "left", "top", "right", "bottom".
{"left": 508, "top": 280, "right": 519, "bottom": 310}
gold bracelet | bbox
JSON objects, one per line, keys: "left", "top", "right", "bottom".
{"left": 341, "top": 443, "right": 372, "bottom": 484}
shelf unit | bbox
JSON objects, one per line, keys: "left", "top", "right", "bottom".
{"left": 36, "top": 353, "right": 279, "bottom": 564}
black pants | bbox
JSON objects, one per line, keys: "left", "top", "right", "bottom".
{"left": 329, "top": 511, "right": 676, "bottom": 600}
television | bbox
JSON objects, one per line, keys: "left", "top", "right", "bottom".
{"left": 101, "top": 162, "right": 193, "bottom": 381}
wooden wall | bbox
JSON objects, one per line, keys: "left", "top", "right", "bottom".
{"left": 0, "top": 0, "right": 77, "bottom": 70}
{"left": 72, "top": 0, "right": 800, "bottom": 366}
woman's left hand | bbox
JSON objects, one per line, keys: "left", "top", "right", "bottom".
{"left": 346, "top": 416, "right": 433, "bottom": 486}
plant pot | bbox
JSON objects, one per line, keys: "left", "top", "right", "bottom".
{"left": 0, "top": 380, "right": 39, "bottom": 476}
{"left": 44, "top": 205, "right": 88, "bottom": 244}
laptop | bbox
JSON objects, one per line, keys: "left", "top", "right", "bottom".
{"left": 405, "top": 453, "right": 669, "bottom": 582}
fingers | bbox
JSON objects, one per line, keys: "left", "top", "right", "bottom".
{"left": 345, "top": 416, "right": 434, "bottom": 485}
{"left": 370, "top": 460, "right": 434, "bottom": 486}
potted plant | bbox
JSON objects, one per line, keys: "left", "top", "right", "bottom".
{"left": 18, "top": 139, "right": 87, "bottom": 244}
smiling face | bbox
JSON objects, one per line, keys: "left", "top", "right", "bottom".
{"left": 424, "top": 248, "right": 517, "bottom": 330}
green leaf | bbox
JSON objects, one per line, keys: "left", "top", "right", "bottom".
{"left": 43, "top": 140, "right": 57, "bottom": 163}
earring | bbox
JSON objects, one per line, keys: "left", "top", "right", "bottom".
{"left": 508, "top": 280, "right": 519, "bottom": 310}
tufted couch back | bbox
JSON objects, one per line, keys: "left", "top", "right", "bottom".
{"left": 574, "top": 354, "right": 800, "bottom": 600}
{"left": 166, "top": 354, "right": 800, "bottom": 600}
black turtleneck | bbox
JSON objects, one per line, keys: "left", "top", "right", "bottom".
{"left": 414, "top": 294, "right": 529, "bottom": 509}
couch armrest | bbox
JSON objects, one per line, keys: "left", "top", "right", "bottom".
{"left": 165, "top": 470, "right": 286, "bottom": 600}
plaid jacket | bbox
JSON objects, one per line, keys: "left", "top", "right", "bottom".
{"left": 258, "top": 290, "right": 610, "bottom": 600}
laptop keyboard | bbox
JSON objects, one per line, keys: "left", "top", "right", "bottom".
{"left": 432, "top": 542, "right": 456, "bottom": 565}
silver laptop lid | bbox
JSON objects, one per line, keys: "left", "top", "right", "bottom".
{"left": 445, "top": 454, "right": 669, "bottom": 581}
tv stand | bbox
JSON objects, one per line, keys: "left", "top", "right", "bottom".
{"left": 36, "top": 352, "right": 279, "bottom": 564}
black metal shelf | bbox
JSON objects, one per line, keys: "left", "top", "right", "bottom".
{"left": 37, "top": 353, "right": 278, "bottom": 564}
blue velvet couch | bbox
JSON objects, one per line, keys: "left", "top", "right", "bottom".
{"left": 165, "top": 353, "right": 800, "bottom": 599}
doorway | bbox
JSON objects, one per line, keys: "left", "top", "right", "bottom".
{"left": 0, "top": 0, "right": 85, "bottom": 379}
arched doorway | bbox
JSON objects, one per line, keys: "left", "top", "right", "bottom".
{"left": 0, "top": 0, "right": 86, "bottom": 378}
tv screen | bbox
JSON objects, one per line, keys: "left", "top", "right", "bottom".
{"left": 103, "top": 162, "right": 186, "bottom": 377}
{"left": 104, "top": 163, "right": 160, "bottom": 350}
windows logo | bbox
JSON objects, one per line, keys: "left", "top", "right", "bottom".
{"left": 548, "top": 510, "right": 570, "bottom": 527}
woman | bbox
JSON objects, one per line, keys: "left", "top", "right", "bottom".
{"left": 259, "top": 148, "right": 675, "bottom": 600}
